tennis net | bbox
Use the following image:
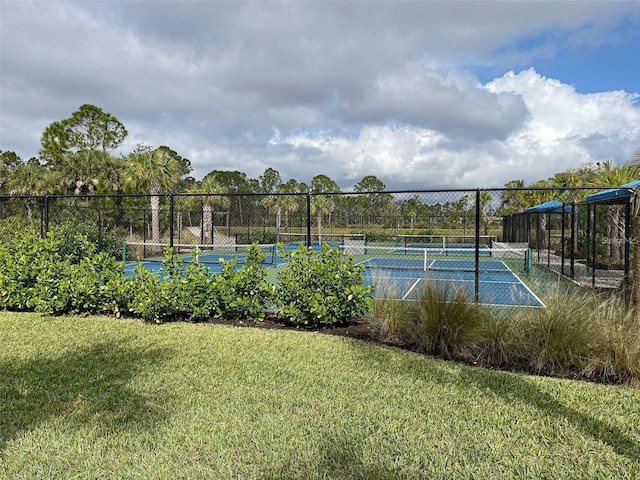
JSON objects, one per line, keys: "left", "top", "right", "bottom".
{"left": 278, "top": 232, "right": 366, "bottom": 245}
{"left": 124, "top": 241, "right": 276, "bottom": 266}
{"left": 395, "top": 234, "right": 496, "bottom": 249}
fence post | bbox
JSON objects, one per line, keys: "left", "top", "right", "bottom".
{"left": 560, "top": 205, "right": 565, "bottom": 276}
{"left": 44, "top": 195, "right": 49, "bottom": 235}
{"left": 474, "top": 189, "right": 480, "bottom": 304}
{"left": 570, "top": 201, "right": 576, "bottom": 279}
{"left": 592, "top": 205, "right": 597, "bottom": 287}
{"left": 624, "top": 198, "right": 631, "bottom": 305}
{"left": 306, "top": 193, "right": 312, "bottom": 247}
{"left": 169, "top": 194, "right": 174, "bottom": 249}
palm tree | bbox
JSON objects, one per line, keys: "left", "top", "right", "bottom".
{"left": 310, "top": 175, "right": 339, "bottom": 244}
{"left": 311, "top": 194, "right": 332, "bottom": 244}
{"left": 478, "top": 191, "right": 493, "bottom": 236}
{"left": 8, "top": 158, "right": 52, "bottom": 219}
{"left": 499, "top": 180, "right": 526, "bottom": 214}
{"left": 125, "top": 145, "right": 187, "bottom": 250}
{"left": 189, "top": 174, "right": 230, "bottom": 243}
{"left": 525, "top": 179, "right": 555, "bottom": 250}
{"left": 590, "top": 160, "right": 638, "bottom": 265}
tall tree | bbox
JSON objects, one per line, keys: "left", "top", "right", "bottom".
{"left": 258, "top": 167, "right": 282, "bottom": 194}
{"left": 498, "top": 179, "right": 527, "bottom": 215}
{"left": 353, "top": 175, "right": 392, "bottom": 227}
{"left": 311, "top": 175, "right": 340, "bottom": 243}
{"left": 189, "top": 173, "right": 231, "bottom": 242}
{"left": 590, "top": 160, "right": 638, "bottom": 265}
{"left": 40, "top": 104, "right": 127, "bottom": 166}
{"left": 125, "top": 145, "right": 191, "bottom": 248}
{"left": 0, "top": 150, "right": 21, "bottom": 193}
{"left": 478, "top": 191, "right": 494, "bottom": 236}
{"left": 7, "top": 158, "right": 51, "bottom": 218}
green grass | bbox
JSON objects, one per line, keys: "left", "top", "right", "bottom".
{"left": 1, "top": 312, "right": 639, "bottom": 479}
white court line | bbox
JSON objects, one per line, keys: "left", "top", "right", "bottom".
{"left": 402, "top": 278, "right": 422, "bottom": 300}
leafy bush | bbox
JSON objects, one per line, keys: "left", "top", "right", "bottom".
{"left": 214, "top": 244, "right": 273, "bottom": 322}
{"left": 128, "top": 254, "right": 179, "bottom": 323}
{"left": 127, "top": 244, "right": 272, "bottom": 323}
{"left": 50, "top": 221, "right": 122, "bottom": 262}
{"left": 275, "top": 243, "right": 373, "bottom": 327}
{"left": 0, "top": 231, "right": 63, "bottom": 310}
{"left": 0, "top": 230, "right": 130, "bottom": 315}
{"left": 29, "top": 249, "right": 130, "bottom": 316}
{"left": 174, "top": 251, "right": 221, "bottom": 322}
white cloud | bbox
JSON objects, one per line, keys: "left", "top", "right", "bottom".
{"left": 273, "top": 69, "right": 640, "bottom": 188}
{"left": 1, "top": 2, "right": 639, "bottom": 189}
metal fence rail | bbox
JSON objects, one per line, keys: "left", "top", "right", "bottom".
{"left": 0, "top": 186, "right": 631, "bottom": 305}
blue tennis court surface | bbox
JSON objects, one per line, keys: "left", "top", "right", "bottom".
{"left": 362, "top": 258, "right": 544, "bottom": 307}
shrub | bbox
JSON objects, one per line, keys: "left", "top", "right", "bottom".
{"left": 581, "top": 295, "right": 640, "bottom": 384}
{"left": 474, "top": 310, "right": 526, "bottom": 369}
{"left": 0, "top": 230, "right": 63, "bottom": 311}
{"left": 127, "top": 244, "right": 272, "bottom": 323}
{"left": 214, "top": 244, "right": 273, "bottom": 322}
{"left": 371, "top": 281, "right": 417, "bottom": 343}
{"left": 127, "top": 249, "right": 179, "bottom": 323}
{"left": 0, "top": 230, "right": 130, "bottom": 316}
{"left": 275, "top": 243, "right": 373, "bottom": 328}
{"left": 50, "top": 221, "right": 122, "bottom": 263}
{"left": 174, "top": 251, "right": 221, "bottom": 322}
{"left": 29, "top": 244, "right": 130, "bottom": 316}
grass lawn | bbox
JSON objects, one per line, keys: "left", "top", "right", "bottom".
{"left": 1, "top": 312, "right": 639, "bottom": 479}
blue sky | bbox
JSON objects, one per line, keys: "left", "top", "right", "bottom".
{"left": 1, "top": 1, "right": 639, "bottom": 189}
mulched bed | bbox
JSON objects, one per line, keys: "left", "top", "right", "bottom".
{"left": 206, "top": 314, "right": 410, "bottom": 349}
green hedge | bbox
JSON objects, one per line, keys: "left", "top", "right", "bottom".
{"left": 0, "top": 230, "right": 372, "bottom": 326}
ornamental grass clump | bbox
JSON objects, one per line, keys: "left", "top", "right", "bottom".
{"left": 372, "top": 276, "right": 640, "bottom": 385}
{"left": 517, "top": 287, "right": 599, "bottom": 377}
{"left": 411, "top": 281, "right": 488, "bottom": 360}
{"left": 582, "top": 294, "right": 640, "bottom": 384}
{"left": 371, "top": 280, "right": 416, "bottom": 344}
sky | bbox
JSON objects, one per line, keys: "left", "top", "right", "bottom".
{"left": 1, "top": 0, "right": 639, "bottom": 190}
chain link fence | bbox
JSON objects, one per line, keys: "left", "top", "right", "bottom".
{"left": 1, "top": 186, "right": 632, "bottom": 306}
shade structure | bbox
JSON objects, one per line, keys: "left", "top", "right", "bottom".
{"left": 585, "top": 180, "right": 640, "bottom": 205}
{"left": 525, "top": 200, "right": 572, "bottom": 213}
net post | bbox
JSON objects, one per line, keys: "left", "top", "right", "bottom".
{"left": 122, "top": 242, "right": 127, "bottom": 263}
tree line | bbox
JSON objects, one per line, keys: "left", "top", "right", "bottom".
{"left": 1, "top": 103, "right": 639, "bottom": 222}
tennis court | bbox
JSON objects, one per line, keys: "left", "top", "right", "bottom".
{"left": 358, "top": 252, "right": 544, "bottom": 307}
{"left": 123, "top": 240, "right": 543, "bottom": 307}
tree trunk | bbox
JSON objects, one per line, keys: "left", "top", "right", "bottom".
{"left": 203, "top": 203, "right": 212, "bottom": 242}
{"left": 149, "top": 183, "right": 161, "bottom": 253}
